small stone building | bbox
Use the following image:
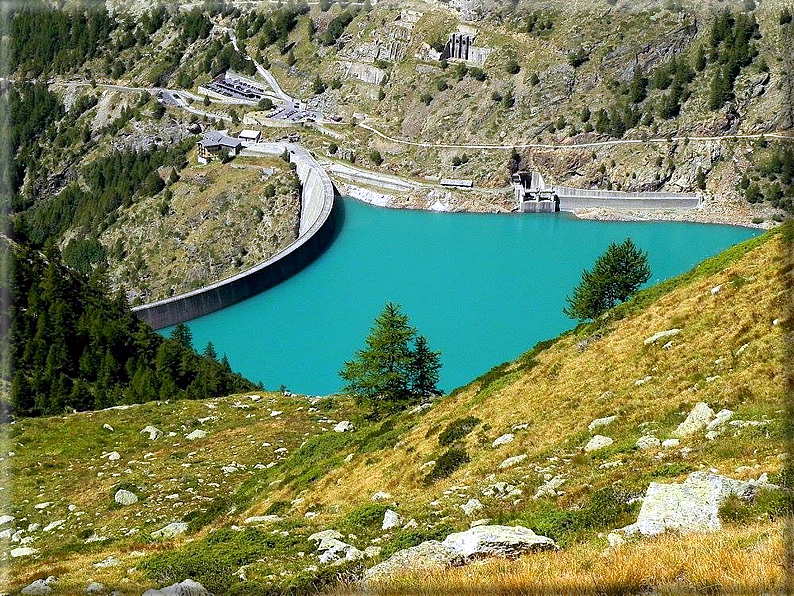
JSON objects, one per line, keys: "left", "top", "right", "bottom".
{"left": 197, "top": 131, "right": 243, "bottom": 164}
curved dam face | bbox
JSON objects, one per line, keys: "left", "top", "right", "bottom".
{"left": 132, "top": 143, "right": 336, "bottom": 330}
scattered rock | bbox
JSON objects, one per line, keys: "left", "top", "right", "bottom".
{"left": 588, "top": 415, "right": 617, "bottom": 432}
{"left": 661, "top": 438, "right": 680, "bottom": 448}
{"left": 492, "top": 433, "right": 514, "bottom": 448}
{"left": 710, "top": 284, "right": 723, "bottom": 295}
{"left": 185, "top": 429, "right": 206, "bottom": 440}
{"left": 673, "top": 402, "right": 715, "bottom": 437}
{"left": 151, "top": 522, "right": 188, "bottom": 540}
{"left": 644, "top": 329, "right": 682, "bottom": 345}
{"left": 142, "top": 579, "right": 210, "bottom": 596}
{"left": 316, "top": 538, "right": 364, "bottom": 565}
{"left": 21, "top": 577, "right": 56, "bottom": 595}
{"left": 102, "top": 424, "right": 114, "bottom": 432}
{"left": 43, "top": 519, "right": 65, "bottom": 532}
{"left": 114, "top": 489, "right": 138, "bottom": 506}
{"left": 534, "top": 475, "right": 565, "bottom": 499}
{"left": 442, "top": 525, "right": 557, "bottom": 558}
{"left": 499, "top": 454, "right": 527, "bottom": 469}
{"left": 334, "top": 421, "right": 355, "bottom": 433}
{"left": 140, "top": 426, "right": 163, "bottom": 441}
{"left": 309, "top": 529, "right": 343, "bottom": 543}
{"left": 363, "top": 540, "right": 463, "bottom": 582}
{"left": 382, "top": 509, "right": 401, "bottom": 531}
{"left": 11, "top": 546, "right": 38, "bottom": 558}
{"left": 460, "top": 498, "right": 483, "bottom": 517}
{"left": 0, "top": 514, "right": 14, "bottom": 525}
{"left": 244, "top": 515, "right": 281, "bottom": 525}
{"left": 371, "top": 491, "right": 392, "bottom": 502}
{"left": 364, "top": 545, "right": 382, "bottom": 558}
{"left": 34, "top": 502, "right": 52, "bottom": 510}
{"left": 636, "top": 436, "right": 660, "bottom": 450}
{"left": 706, "top": 409, "right": 734, "bottom": 430}
{"left": 402, "top": 519, "right": 418, "bottom": 530}
{"left": 105, "top": 451, "right": 121, "bottom": 461}
{"left": 584, "top": 435, "right": 613, "bottom": 452}
{"left": 85, "top": 582, "right": 105, "bottom": 594}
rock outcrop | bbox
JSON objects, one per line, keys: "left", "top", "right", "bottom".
{"left": 617, "top": 472, "right": 774, "bottom": 537}
{"left": 363, "top": 540, "right": 463, "bottom": 582}
{"left": 442, "top": 525, "right": 557, "bottom": 558}
{"left": 673, "top": 402, "right": 715, "bottom": 437}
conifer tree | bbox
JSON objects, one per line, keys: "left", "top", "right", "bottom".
{"left": 564, "top": 238, "right": 651, "bottom": 321}
{"left": 410, "top": 335, "right": 442, "bottom": 398}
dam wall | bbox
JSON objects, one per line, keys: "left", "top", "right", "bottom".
{"left": 132, "top": 142, "right": 336, "bottom": 330}
{"left": 555, "top": 186, "right": 701, "bottom": 211}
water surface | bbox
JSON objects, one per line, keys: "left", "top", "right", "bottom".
{"left": 173, "top": 198, "right": 758, "bottom": 394}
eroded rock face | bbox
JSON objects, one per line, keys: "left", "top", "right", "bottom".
{"left": 617, "top": 472, "right": 772, "bottom": 537}
{"left": 363, "top": 540, "right": 463, "bottom": 582}
{"left": 141, "top": 579, "right": 210, "bottom": 596}
{"left": 442, "top": 525, "right": 557, "bottom": 558}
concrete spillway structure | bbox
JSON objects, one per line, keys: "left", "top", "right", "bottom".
{"left": 512, "top": 171, "right": 701, "bottom": 213}
{"left": 132, "top": 143, "right": 336, "bottom": 330}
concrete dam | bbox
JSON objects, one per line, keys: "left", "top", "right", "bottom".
{"left": 132, "top": 143, "right": 337, "bottom": 330}
{"left": 512, "top": 171, "right": 701, "bottom": 213}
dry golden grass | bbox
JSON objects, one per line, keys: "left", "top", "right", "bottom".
{"left": 336, "top": 523, "right": 785, "bottom": 596}
{"left": 297, "top": 231, "right": 787, "bottom": 518}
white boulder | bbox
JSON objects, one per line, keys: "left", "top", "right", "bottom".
{"left": 588, "top": 415, "right": 617, "bottom": 432}
{"left": 363, "top": 540, "right": 463, "bottom": 582}
{"left": 21, "top": 577, "right": 56, "bottom": 595}
{"left": 661, "top": 438, "right": 680, "bottom": 448}
{"left": 673, "top": 402, "right": 715, "bottom": 437}
{"left": 442, "top": 525, "right": 557, "bottom": 558}
{"left": 499, "top": 454, "right": 527, "bottom": 469}
{"left": 114, "top": 489, "right": 138, "bottom": 506}
{"left": 151, "top": 522, "right": 188, "bottom": 540}
{"left": 534, "top": 475, "right": 566, "bottom": 499}
{"left": 584, "top": 435, "right": 613, "bottom": 452}
{"left": 334, "top": 421, "right": 355, "bottom": 433}
{"left": 0, "top": 514, "right": 14, "bottom": 525}
{"left": 244, "top": 515, "right": 281, "bottom": 525}
{"left": 185, "top": 429, "right": 206, "bottom": 440}
{"left": 644, "top": 329, "right": 682, "bottom": 345}
{"left": 706, "top": 409, "right": 734, "bottom": 430}
{"left": 635, "top": 436, "right": 661, "bottom": 450}
{"left": 140, "top": 426, "right": 163, "bottom": 441}
{"left": 85, "top": 582, "right": 105, "bottom": 594}
{"left": 11, "top": 546, "right": 38, "bottom": 557}
{"left": 616, "top": 472, "right": 769, "bottom": 537}
{"left": 492, "top": 433, "right": 514, "bottom": 448}
{"left": 382, "top": 509, "right": 401, "bottom": 531}
{"left": 460, "top": 498, "right": 484, "bottom": 516}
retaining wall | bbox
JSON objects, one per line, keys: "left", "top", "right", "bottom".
{"left": 132, "top": 143, "right": 336, "bottom": 330}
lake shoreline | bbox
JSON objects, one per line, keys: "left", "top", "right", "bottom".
{"left": 337, "top": 181, "right": 776, "bottom": 230}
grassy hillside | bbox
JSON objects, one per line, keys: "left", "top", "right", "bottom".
{"left": 4, "top": 225, "right": 790, "bottom": 594}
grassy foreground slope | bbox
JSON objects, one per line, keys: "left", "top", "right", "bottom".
{"left": 4, "top": 225, "right": 791, "bottom": 594}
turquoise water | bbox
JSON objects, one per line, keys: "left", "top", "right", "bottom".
{"left": 173, "top": 198, "right": 759, "bottom": 395}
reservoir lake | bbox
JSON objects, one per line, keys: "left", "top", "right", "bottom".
{"left": 169, "top": 197, "right": 759, "bottom": 395}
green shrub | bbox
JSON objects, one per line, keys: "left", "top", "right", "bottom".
{"left": 339, "top": 503, "right": 389, "bottom": 533}
{"left": 650, "top": 462, "right": 694, "bottom": 478}
{"left": 265, "top": 500, "right": 291, "bottom": 516}
{"left": 492, "top": 487, "right": 638, "bottom": 547}
{"left": 438, "top": 416, "right": 480, "bottom": 446}
{"left": 423, "top": 447, "right": 470, "bottom": 484}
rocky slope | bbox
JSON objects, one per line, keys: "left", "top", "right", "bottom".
{"left": 3, "top": 224, "right": 790, "bottom": 595}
